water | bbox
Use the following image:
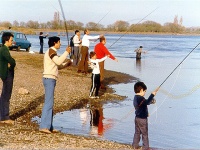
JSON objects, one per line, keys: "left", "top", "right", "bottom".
{"left": 31, "top": 33, "right": 200, "bottom": 149}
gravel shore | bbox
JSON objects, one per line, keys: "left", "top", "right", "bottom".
{"left": 0, "top": 51, "right": 136, "bottom": 149}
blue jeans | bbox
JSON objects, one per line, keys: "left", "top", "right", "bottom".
{"left": 40, "top": 78, "right": 56, "bottom": 130}
{"left": 0, "top": 70, "right": 14, "bottom": 121}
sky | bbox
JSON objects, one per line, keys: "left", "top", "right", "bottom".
{"left": 0, "top": 0, "right": 200, "bottom": 27}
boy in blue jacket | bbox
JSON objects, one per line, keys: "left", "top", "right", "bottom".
{"left": 132, "top": 81, "right": 159, "bottom": 150}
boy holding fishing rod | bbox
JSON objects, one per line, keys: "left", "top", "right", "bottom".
{"left": 132, "top": 81, "right": 159, "bottom": 150}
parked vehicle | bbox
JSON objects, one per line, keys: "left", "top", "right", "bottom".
{"left": 0, "top": 30, "right": 31, "bottom": 51}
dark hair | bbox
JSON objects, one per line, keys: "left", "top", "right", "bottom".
{"left": 2, "top": 32, "right": 14, "bottom": 45}
{"left": 139, "top": 46, "right": 143, "bottom": 48}
{"left": 134, "top": 81, "right": 147, "bottom": 93}
{"left": 48, "top": 36, "right": 60, "bottom": 48}
{"left": 84, "top": 29, "right": 88, "bottom": 34}
{"left": 75, "top": 30, "right": 79, "bottom": 34}
{"left": 40, "top": 32, "right": 43, "bottom": 35}
{"left": 100, "top": 36, "right": 105, "bottom": 42}
{"left": 89, "top": 51, "right": 96, "bottom": 59}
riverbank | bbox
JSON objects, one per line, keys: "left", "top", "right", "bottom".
{"left": 0, "top": 51, "right": 136, "bottom": 149}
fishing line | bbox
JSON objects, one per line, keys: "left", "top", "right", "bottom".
{"left": 108, "top": 7, "right": 159, "bottom": 48}
{"left": 93, "top": 9, "right": 112, "bottom": 43}
{"left": 110, "top": 43, "right": 200, "bottom": 127}
{"left": 159, "top": 42, "right": 200, "bottom": 87}
{"left": 149, "top": 63, "right": 182, "bottom": 123}
{"left": 146, "top": 42, "right": 168, "bottom": 52}
{"left": 159, "top": 83, "right": 200, "bottom": 99}
{"left": 150, "top": 42, "right": 200, "bottom": 121}
{"left": 94, "top": 9, "right": 111, "bottom": 28}
{"left": 50, "top": 1, "right": 60, "bottom": 12}
{"left": 58, "top": 0, "right": 69, "bottom": 46}
{"left": 113, "top": 58, "right": 165, "bottom": 123}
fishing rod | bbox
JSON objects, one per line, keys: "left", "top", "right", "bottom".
{"left": 92, "top": 10, "right": 111, "bottom": 42}
{"left": 109, "top": 7, "right": 159, "bottom": 48}
{"left": 58, "top": 0, "right": 69, "bottom": 46}
{"left": 159, "top": 42, "right": 200, "bottom": 87}
{"left": 113, "top": 43, "right": 200, "bottom": 124}
{"left": 94, "top": 9, "right": 111, "bottom": 28}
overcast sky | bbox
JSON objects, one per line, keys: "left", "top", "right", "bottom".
{"left": 0, "top": 0, "right": 199, "bottom": 27}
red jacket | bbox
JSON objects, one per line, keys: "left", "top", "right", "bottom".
{"left": 94, "top": 43, "right": 115, "bottom": 60}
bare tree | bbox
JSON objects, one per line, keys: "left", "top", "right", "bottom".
{"left": 113, "top": 20, "right": 129, "bottom": 32}
{"left": 13, "top": 20, "right": 19, "bottom": 27}
{"left": 26, "top": 20, "right": 40, "bottom": 29}
{"left": 174, "top": 15, "right": 178, "bottom": 25}
{"left": 19, "top": 21, "right": 26, "bottom": 28}
{"left": 67, "top": 20, "right": 77, "bottom": 30}
{"left": 0, "top": 21, "right": 12, "bottom": 28}
{"left": 85, "top": 22, "right": 97, "bottom": 30}
{"left": 179, "top": 16, "right": 183, "bottom": 26}
{"left": 52, "top": 11, "right": 60, "bottom": 29}
{"left": 76, "top": 21, "right": 84, "bottom": 30}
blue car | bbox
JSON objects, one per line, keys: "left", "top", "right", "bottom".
{"left": 0, "top": 30, "right": 31, "bottom": 51}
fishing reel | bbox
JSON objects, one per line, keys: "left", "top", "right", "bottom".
{"left": 151, "top": 98, "right": 156, "bottom": 104}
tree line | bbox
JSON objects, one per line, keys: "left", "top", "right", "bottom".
{"left": 0, "top": 16, "right": 199, "bottom": 34}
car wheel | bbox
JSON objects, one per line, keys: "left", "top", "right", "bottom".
{"left": 17, "top": 46, "right": 20, "bottom": 51}
{"left": 26, "top": 47, "right": 30, "bottom": 52}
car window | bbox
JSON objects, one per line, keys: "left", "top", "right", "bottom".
{"left": 22, "top": 34, "right": 27, "bottom": 39}
{"left": 16, "top": 33, "right": 21, "bottom": 39}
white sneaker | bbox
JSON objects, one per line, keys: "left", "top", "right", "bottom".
{"left": 89, "top": 96, "right": 95, "bottom": 99}
{"left": 95, "top": 96, "right": 100, "bottom": 99}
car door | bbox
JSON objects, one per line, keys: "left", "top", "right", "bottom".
{"left": 16, "top": 33, "right": 29, "bottom": 49}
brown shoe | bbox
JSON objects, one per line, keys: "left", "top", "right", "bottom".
{"left": 0, "top": 119, "right": 15, "bottom": 125}
{"left": 39, "top": 128, "right": 51, "bottom": 134}
{"left": 51, "top": 129, "right": 59, "bottom": 133}
{"left": 77, "top": 70, "right": 82, "bottom": 73}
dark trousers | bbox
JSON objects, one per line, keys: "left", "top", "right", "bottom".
{"left": 72, "top": 46, "right": 80, "bottom": 66}
{"left": 0, "top": 71, "right": 14, "bottom": 121}
{"left": 78, "top": 46, "right": 88, "bottom": 72}
{"left": 89, "top": 74, "right": 100, "bottom": 97}
{"left": 39, "top": 43, "right": 44, "bottom": 54}
{"left": 132, "top": 117, "right": 149, "bottom": 150}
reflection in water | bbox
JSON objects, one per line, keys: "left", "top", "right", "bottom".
{"left": 79, "top": 108, "right": 88, "bottom": 127}
{"left": 89, "top": 102, "right": 114, "bottom": 137}
{"left": 136, "top": 59, "right": 141, "bottom": 73}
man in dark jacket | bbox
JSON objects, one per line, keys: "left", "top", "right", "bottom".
{"left": 0, "top": 32, "right": 16, "bottom": 124}
{"left": 39, "top": 32, "right": 48, "bottom": 54}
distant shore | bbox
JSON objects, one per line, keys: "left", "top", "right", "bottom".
{"left": 1, "top": 27, "right": 200, "bottom": 36}
{"left": 0, "top": 51, "right": 136, "bottom": 149}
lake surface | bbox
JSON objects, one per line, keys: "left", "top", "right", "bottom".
{"left": 31, "top": 33, "right": 200, "bottom": 149}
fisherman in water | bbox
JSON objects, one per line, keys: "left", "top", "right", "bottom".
{"left": 134, "top": 46, "right": 147, "bottom": 59}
